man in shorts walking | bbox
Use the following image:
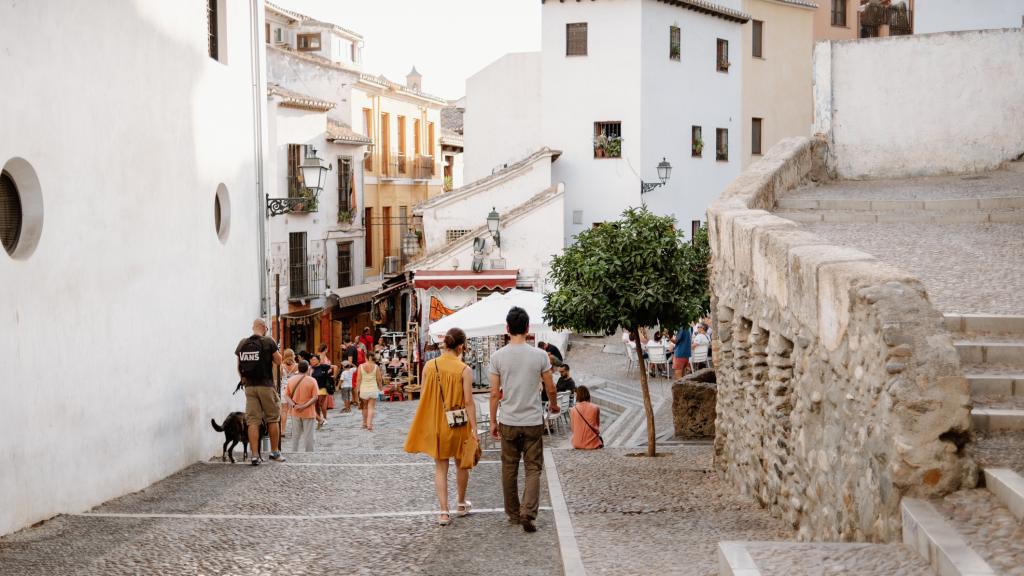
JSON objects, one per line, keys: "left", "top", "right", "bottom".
{"left": 236, "top": 319, "right": 284, "bottom": 465}
{"left": 489, "top": 307, "right": 559, "bottom": 533}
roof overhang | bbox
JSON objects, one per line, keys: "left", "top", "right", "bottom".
{"left": 413, "top": 270, "right": 519, "bottom": 291}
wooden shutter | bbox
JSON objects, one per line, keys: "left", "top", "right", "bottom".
{"left": 752, "top": 118, "right": 763, "bottom": 156}
{"left": 566, "top": 23, "right": 588, "bottom": 56}
{"left": 752, "top": 20, "right": 763, "bottom": 58}
{"left": 364, "top": 207, "right": 373, "bottom": 267}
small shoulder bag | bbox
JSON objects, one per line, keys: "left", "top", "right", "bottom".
{"left": 574, "top": 406, "right": 604, "bottom": 448}
{"left": 435, "top": 360, "right": 468, "bottom": 428}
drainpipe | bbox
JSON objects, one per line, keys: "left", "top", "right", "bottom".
{"left": 249, "top": 0, "right": 269, "bottom": 319}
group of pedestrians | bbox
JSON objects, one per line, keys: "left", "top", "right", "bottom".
{"left": 236, "top": 310, "right": 598, "bottom": 535}
{"left": 234, "top": 320, "right": 386, "bottom": 464}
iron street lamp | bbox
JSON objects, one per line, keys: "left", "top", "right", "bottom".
{"left": 486, "top": 207, "right": 501, "bottom": 248}
{"left": 640, "top": 157, "right": 673, "bottom": 195}
{"left": 266, "top": 145, "right": 333, "bottom": 217}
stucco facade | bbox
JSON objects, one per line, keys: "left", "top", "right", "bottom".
{"left": 467, "top": 0, "right": 747, "bottom": 244}
{"left": 812, "top": 0, "right": 858, "bottom": 41}
{"left": 0, "top": 1, "right": 266, "bottom": 536}
{"left": 741, "top": 0, "right": 815, "bottom": 168}
{"left": 813, "top": 28, "right": 1024, "bottom": 179}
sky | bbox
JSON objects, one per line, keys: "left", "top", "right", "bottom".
{"left": 274, "top": 0, "right": 542, "bottom": 100}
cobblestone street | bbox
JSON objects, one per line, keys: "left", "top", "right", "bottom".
{"left": 0, "top": 344, "right": 798, "bottom": 575}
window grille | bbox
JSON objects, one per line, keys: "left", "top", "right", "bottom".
{"left": 716, "top": 39, "right": 729, "bottom": 72}
{"left": 752, "top": 20, "right": 763, "bottom": 58}
{"left": 751, "top": 118, "right": 763, "bottom": 156}
{"left": 670, "top": 26, "right": 681, "bottom": 60}
{"left": 338, "top": 157, "right": 353, "bottom": 213}
{"left": 716, "top": 128, "right": 729, "bottom": 162}
{"left": 446, "top": 229, "right": 471, "bottom": 245}
{"left": 0, "top": 171, "right": 22, "bottom": 255}
{"left": 337, "top": 242, "right": 352, "bottom": 289}
{"left": 566, "top": 23, "right": 588, "bottom": 56}
{"left": 593, "top": 121, "right": 622, "bottom": 158}
{"left": 832, "top": 0, "right": 847, "bottom": 27}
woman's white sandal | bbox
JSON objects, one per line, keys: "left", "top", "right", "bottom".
{"left": 437, "top": 512, "right": 451, "bottom": 526}
{"left": 457, "top": 501, "right": 472, "bottom": 517}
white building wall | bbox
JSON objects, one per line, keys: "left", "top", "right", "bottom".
{"left": 639, "top": 0, "right": 743, "bottom": 231}
{"left": 814, "top": 28, "right": 1024, "bottom": 179}
{"left": 0, "top": 1, "right": 265, "bottom": 536}
{"left": 542, "top": 0, "right": 644, "bottom": 241}
{"left": 267, "top": 48, "right": 358, "bottom": 124}
{"left": 464, "top": 53, "right": 544, "bottom": 182}
{"left": 417, "top": 155, "right": 554, "bottom": 254}
{"left": 915, "top": 0, "right": 1024, "bottom": 34}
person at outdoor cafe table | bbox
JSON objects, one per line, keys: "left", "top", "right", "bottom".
{"left": 537, "top": 341, "right": 562, "bottom": 362}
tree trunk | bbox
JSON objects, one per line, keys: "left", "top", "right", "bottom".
{"left": 632, "top": 329, "right": 656, "bottom": 457}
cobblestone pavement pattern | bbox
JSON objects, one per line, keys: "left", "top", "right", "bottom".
{"left": 802, "top": 222, "right": 1024, "bottom": 315}
{"left": 934, "top": 489, "right": 1024, "bottom": 576}
{"left": 0, "top": 397, "right": 562, "bottom": 576}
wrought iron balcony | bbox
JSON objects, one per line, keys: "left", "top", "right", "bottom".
{"left": 288, "top": 262, "right": 324, "bottom": 300}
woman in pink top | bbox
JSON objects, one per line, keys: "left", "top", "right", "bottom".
{"left": 570, "top": 386, "right": 603, "bottom": 450}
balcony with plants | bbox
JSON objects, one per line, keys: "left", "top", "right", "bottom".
{"left": 593, "top": 132, "right": 622, "bottom": 158}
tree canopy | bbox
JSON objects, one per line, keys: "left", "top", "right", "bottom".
{"left": 544, "top": 206, "right": 710, "bottom": 335}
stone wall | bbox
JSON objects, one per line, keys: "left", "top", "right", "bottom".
{"left": 707, "top": 137, "right": 976, "bottom": 542}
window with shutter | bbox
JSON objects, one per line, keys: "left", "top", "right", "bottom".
{"left": 566, "top": 23, "right": 588, "bottom": 56}
{"left": 0, "top": 170, "right": 22, "bottom": 256}
{"left": 716, "top": 39, "right": 729, "bottom": 72}
{"left": 692, "top": 126, "right": 703, "bottom": 157}
{"left": 338, "top": 157, "right": 353, "bottom": 213}
{"left": 364, "top": 207, "right": 373, "bottom": 267}
{"left": 752, "top": 20, "right": 763, "bottom": 58}
{"left": 716, "top": 128, "right": 729, "bottom": 162}
{"left": 751, "top": 118, "right": 763, "bottom": 156}
{"left": 337, "top": 242, "right": 352, "bottom": 289}
{"left": 207, "top": 0, "right": 218, "bottom": 60}
{"left": 832, "top": 0, "right": 847, "bottom": 27}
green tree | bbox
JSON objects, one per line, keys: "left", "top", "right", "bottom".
{"left": 544, "top": 206, "right": 710, "bottom": 456}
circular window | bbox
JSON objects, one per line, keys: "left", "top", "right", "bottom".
{"left": 1, "top": 158, "right": 43, "bottom": 260}
{"left": 0, "top": 171, "right": 22, "bottom": 255}
{"left": 214, "top": 183, "right": 230, "bottom": 243}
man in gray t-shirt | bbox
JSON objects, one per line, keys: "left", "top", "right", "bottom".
{"left": 489, "top": 306, "right": 559, "bottom": 533}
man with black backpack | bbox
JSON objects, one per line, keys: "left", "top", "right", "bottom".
{"left": 235, "top": 319, "right": 285, "bottom": 466}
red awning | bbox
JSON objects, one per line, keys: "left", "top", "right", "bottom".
{"left": 413, "top": 269, "right": 518, "bottom": 290}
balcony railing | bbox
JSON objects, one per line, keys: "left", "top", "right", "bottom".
{"left": 288, "top": 262, "right": 324, "bottom": 300}
{"left": 286, "top": 177, "right": 319, "bottom": 213}
{"left": 413, "top": 155, "right": 434, "bottom": 180}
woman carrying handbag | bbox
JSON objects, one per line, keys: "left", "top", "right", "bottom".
{"left": 404, "top": 327, "right": 480, "bottom": 526}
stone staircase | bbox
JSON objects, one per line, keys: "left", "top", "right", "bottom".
{"left": 585, "top": 376, "right": 674, "bottom": 448}
{"left": 718, "top": 314, "right": 1024, "bottom": 575}
{"left": 774, "top": 195, "right": 1024, "bottom": 225}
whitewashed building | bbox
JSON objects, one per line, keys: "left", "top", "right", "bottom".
{"left": 915, "top": 0, "right": 1024, "bottom": 34}
{"left": 0, "top": 1, "right": 267, "bottom": 536}
{"left": 465, "top": 0, "right": 749, "bottom": 243}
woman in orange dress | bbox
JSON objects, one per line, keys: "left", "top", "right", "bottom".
{"left": 404, "top": 328, "right": 477, "bottom": 526}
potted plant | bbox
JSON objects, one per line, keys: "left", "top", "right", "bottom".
{"left": 443, "top": 176, "right": 454, "bottom": 192}
{"left": 337, "top": 209, "right": 353, "bottom": 225}
{"left": 593, "top": 133, "right": 609, "bottom": 158}
{"left": 692, "top": 137, "right": 704, "bottom": 157}
{"left": 605, "top": 135, "right": 622, "bottom": 158}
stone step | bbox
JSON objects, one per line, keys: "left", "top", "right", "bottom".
{"left": 929, "top": 489, "right": 1024, "bottom": 575}
{"left": 718, "top": 541, "right": 933, "bottom": 576}
{"left": 974, "top": 430, "right": 1024, "bottom": 477}
{"left": 971, "top": 407, "right": 1024, "bottom": 432}
{"left": 983, "top": 468, "right": 1024, "bottom": 522}
{"left": 775, "top": 208, "right": 1024, "bottom": 225}
{"left": 901, "top": 497, "right": 997, "bottom": 576}
{"left": 954, "top": 339, "right": 1024, "bottom": 368}
{"left": 776, "top": 195, "right": 1024, "bottom": 212}
{"left": 967, "top": 373, "right": 1024, "bottom": 397}
{"left": 944, "top": 313, "right": 1024, "bottom": 336}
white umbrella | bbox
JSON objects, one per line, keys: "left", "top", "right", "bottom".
{"left": 428, "top": 289, "right": 554, "bottom": 341}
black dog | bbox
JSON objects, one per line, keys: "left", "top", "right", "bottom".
{"left": 210, "top": 412, "right": 267, "bottom": 463}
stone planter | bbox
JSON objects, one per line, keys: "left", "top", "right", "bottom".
{"left": 672, "top": 368, "right": 716, "bottom": 439}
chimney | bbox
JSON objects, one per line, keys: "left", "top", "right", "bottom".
{"left": 406, "top": 66, "right": 422, "bottom": 91}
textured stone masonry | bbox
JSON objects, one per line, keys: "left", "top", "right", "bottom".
{"left": 707, "top": 137, "right": 977, "bottom": 542}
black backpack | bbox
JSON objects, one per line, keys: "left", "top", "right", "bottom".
{"left": 237, "top": 335, "right": 264, "bottom": 379}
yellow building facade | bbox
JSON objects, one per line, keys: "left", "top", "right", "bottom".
{"left": 354, "top": 73, "right": 445, "bottom": 278}
{"left": 741, "top": 0, "right": 815, "bottom": 168}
